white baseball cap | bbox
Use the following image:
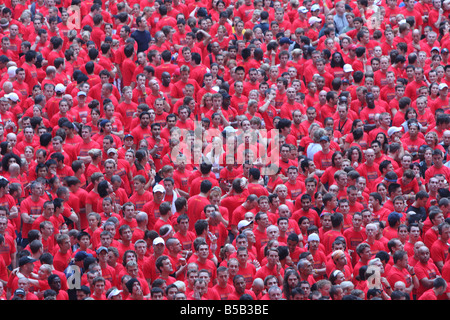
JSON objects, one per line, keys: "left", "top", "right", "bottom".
{"left": 107, "top": 288, "right": 123, "bottom": 299}
{"left": 439, "top": 83, "right": 449, "bottom": 90}
{"left": 311, "top": 3, "right": 320, "bottom": 11}
{"left": 298, "top": 6, "right": 308, "bottom": 13}
{"left": 153, "top": 237, "right": 165, "bottom": 246}
{"left": 309, "top": 16, "right": 322, "bottom": 26}
{"left": 5, "top": 92, "right": 19, "bottom": 102}
{"left": 55, "top": 83, "right": 66, "bottom": 93}
{"left": 153, "top": 184, "right": 166, "bottom": 193}
{"left": 308, "top": 233, "right": 320, "bottom": 242}
{"left": 387, "top": 126, "right": 402, "bottom": 137}
{"left": 343, "top": 64, "right": 354, "bottom": 73}
{"left": 238, "top": 219, "right": 253, "bottom": 231}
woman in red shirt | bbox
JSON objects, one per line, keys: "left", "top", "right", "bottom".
{"left": 327, "top": 52, "right": 345, "bottom": 79}
{"left": 131, "top": 149, "right": 154, "bottom": 190}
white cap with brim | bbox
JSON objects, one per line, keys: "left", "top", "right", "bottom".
{"left": 55, "top": 83, "right": 66, "bottom": 93}
{"left": 309, "top": 16, "right": 322, "bottom": 26}
{"left": 5, "top": 92, "right": 19, "bottom": 102}
{"left": 107, "top": 148, "right": 118, "bottom": 155}
{"left": 343, "top": 64, "right": 354, "bottom": 72}
{"left": 153, "top": 237, "right": 165, "bottom": 246}
{"left": 238, "top": 219, "right": 253, "bottom": 230}
{"left": 153, "top": 184, "right": 166, "bottom": 193}
{"left": 387, "top": 126, "right": 402, "bottom": 137}
{"left": 298, "top": 6, "right": 308, "bottom": 13}
{"left": 107, "top": 288, "right": 123, "bottom": 299}
{"left": 308, "top": 233, "right": 320, "bottom": 242}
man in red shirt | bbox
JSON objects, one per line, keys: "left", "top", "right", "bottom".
{"left": 430, "top": 222, "right": 450, "bottom": 273}
{"left": 419, "top": 277, "right": 448, "bottom": 300}
{"left": 186, "top": 180, "right": 212, "bottom": 232}
{"left": 414, "top": 245, "right": 441, "bottom": 299}
{"left": 405, "top": 67, "right": 427, "bottom": 101}
{"left": 313, "top": 135, "right": 334, "bottom": 176}
{"left": 20, "top": 181, "right": 47, "bottom": 244}
{"left": 425, "top": 149, "right": 450, "bottom": 184}
{"left": 230, "top": 81, "right": 248, "bottom": 115}
{"left": 360, "top": 92, "right": 386, "bottom": 126}
{"left": 254, "top": 248, "right": 284, "bottom": 286}
{"left": 401, "top": 121, "right": 426, "bottom": 155}
{"left": 130, "top": 111, "right": 152, "bottom": 147}
{"left": 284, "top": 166, "right": 305, "bottom": 201}
{"left": 170, "top": 64, "right": 200, "bottom": 105}
{"left": 322, "top": 212, "right": 344, "bottom": 255}
{"left": 386, "top": 250, "right": 420, "bottom": 299}
{"left": 236, "top": 246, "right": 257, "bottom": 289}
{"left": 356, "top": 148, "right": 381, "bottom": 191}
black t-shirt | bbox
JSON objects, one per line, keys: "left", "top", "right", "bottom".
{"left": 131, "top": 30, "right": 152, "bottom": 53}
{"left": 406, "top": 205, "right": 427, "bottom": 224}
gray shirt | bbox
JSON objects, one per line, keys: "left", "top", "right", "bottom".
{"left": 334, "top": 13, "right": 349, "bottom": 35}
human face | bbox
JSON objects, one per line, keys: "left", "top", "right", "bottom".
{"left": 50, "top": 276, "right": 61, "bottom": 291}
{"left": 217, "top": 270, "right": 229, "bottom": 286}
{"left": 131, "top": 281, "right": 143, "bottom": 296}
{"left": 121, "top": 227, "right": 133, "bottom": 241}
{"left": 397, "top": 227, "right": 408, "bottom": 242}
{"left": 233, "top": 277, "right": 246, "bottom": 294}
{"left": 409, "top": 226, "right": 421, "bottom": 241}
{"left": 433, "top": 154, "right": 443, "bottom": 166}
{"left": 198, "top": 245, "right": 209, "bottom": 259}
{"left": 79, "top": 235, "right": 90, "bottom": 249}
{"left": 161, "top": 258, "right": 173, "bottom": 273}
{"left": 365, "top": 149, "right": 375, "bottom": 164}
{"left": 366, "top": 225, "right": 377, "bottom": 238}
{"left": 257, "top": 213, "right": 269, "bottom": 228}
{"left": 360, "top": 246, "right": 372, "bottom": 261}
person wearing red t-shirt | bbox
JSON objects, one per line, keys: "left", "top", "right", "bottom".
{"left": 343, "top": 212, "right": 366, "bottom": 264}
{"left": 356, "top": 148, "right": 381, "bottom": 191}
{"left": 229, "top": 81, "right": 248, "bottom": 115}
{"left": 129, "top": 175, "right": 154, "bottom": 211}
{"left": 52, "top": 234, "right": 73, "bottom": 272}
{"left": 154, "top": 255, "right": 177, "bottom": 286}
{"left": 425, "top": 149, "right": 450, "bottom": 184}
{"left": 226, "top": 274, "right": 258, "bottom": 300}
{"left": 174, "top": 214, "right": 197, "bottom": 252}
{"left": 362, "top": 223, "right": 387, "bottom": 258}
{"left": 284, "top": 166, "right": 306, "bottom": 201}
{"left": 404, "top": 67, "right": 427, "bottom": 101}
{"left": 212, "top": 266, "right": 235, "bottom": 300}
{"left": 322, "top": 212, "right": 344, "bottom": 256}
{"left": 430, "top": 222, "right": 450, "bottom": 273}
{"left": 360, "top": 92, "right": 386, "bottom": 125}
{"left": 170, "top": 65, "right": 200, "bottom": 105}
{"left": 418, "top": 277, "right": 448, "bottom": 300}
{"left": 255, "top": 248, "right": 285, "bottom": 286}
{"left": 234, "top": 246, "right": 257, "bottom": 289}
{"left": 313, "top": 135, "right": 334, "bottom": 176}
{"left": 414, "top": 245, "right": 442, "bottom": 299}
{"left": 20, "top": 181, "right": 47, "bottom": 244}
{"left": 386, "top": 250, "right": 420, "bottom": 300}
{"left": 196, "top": 72, "right": 216, "bottom": 105}
{"left": 21, "top": 51, "right": 39, "bottom": 96}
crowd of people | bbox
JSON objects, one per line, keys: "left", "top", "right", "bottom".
{"left": 0, "top": 0, "right": 449, "bottom": 302}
